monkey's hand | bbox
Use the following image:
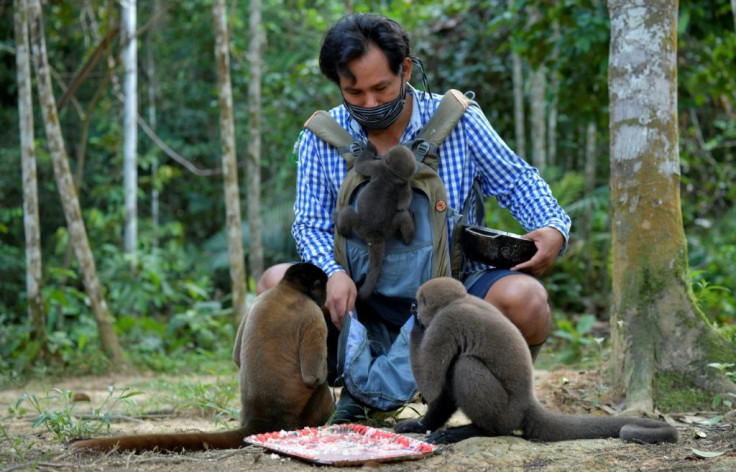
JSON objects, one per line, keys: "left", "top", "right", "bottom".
{"left": 301, "top": 374, "right": 323, "bottom": 388}
{"left": 425, "top": 424, "right": 486, "bottom": 444}
{"left": 394, "top": 418, "right": 428, "bottom": 434}
{"left": 354, "top": 142, "right": 379, "bottom": 176}
{"left": 393, "top": 210, "right": 415, "bottom": 245}
{"left": 334, "top": 207, "right": 358, "bottom": 237}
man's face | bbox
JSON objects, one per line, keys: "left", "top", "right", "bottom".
{"left": 339, "top": 45, "right": 410, "bottom": 108}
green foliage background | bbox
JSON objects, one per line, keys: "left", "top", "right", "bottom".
{"left": 1, "top": 0, "right": 734, "bottom": 381}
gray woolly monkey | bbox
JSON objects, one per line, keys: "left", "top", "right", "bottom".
{"left": 334, "top": 141, "right": 416, "bottom": 300}
{"left": 70, "top": 263, "right": 334, "bottom": 453}
{"left": 395, "top": 277, "right": 679, "bottom": 445}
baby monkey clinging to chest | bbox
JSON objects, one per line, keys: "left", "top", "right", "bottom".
{"left": 334, "top": 141, "right": 417, "bottom": 300}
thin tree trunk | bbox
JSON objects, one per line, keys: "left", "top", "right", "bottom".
{"left": 583, "top": 121, "right": 597, "bottom": 277}
{"left": 547, "top": 20, "right": 560, "bottom": 168}
{"left": 344, "top": 0, "right": 355, "bottom": 15}
{"left": 530, "top": 66, "right": 546, "bottom": 172}
{"left": 28, "top": 0, "right": 128, "bottom": 369}
{"left": 61, "top": 27, "right": 114, "bottom": 330}
{"left": 608, "top": 0, "right": 734, "bottom": 412}
{"left": 584, "top": 122, "right": 597, "bottom": 198}
{"left": 146, "top": 0, "right": 161, "bottom": 248}
{"left": 15, "top": 0, "right": 46, "bottom": 354}
{"left": 122, "top": 0, "right": 137, "bottom": 255}
{"left": 212, "top": 0, "right": 247, "bottom": 324}
{"left": 508, "top": 0, "right": 526, "bottom": 158}
{"left": 247, "top": 0, "right": 265, "bottom": 281}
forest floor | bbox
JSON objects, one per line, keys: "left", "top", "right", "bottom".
{"left": 1, "top": 365, "right": 735, "bottom": 471}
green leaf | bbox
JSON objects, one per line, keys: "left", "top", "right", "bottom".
{"left": 576, "top": 314, "right": 596, "bottom": 336}
{"left": 691, "top": 449, "right": 725, "bottom": 458}
{"left": 696, "top": 415, "right": 723, "bottom": 425}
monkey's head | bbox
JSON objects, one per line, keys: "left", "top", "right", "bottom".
{"left": 283, "top": 263, "right": 328, "bottom": 307}
{"left": 414, "top": 277, "right": 466, "bottom": 327}
{"left": 385, "top": 145, "right": 416, "bottom": 181}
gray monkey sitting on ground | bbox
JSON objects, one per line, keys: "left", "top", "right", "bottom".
{"left": 69, "top": 263, "right": 334, "bottom": 452}
{"left": 334, "top": 141, "right": 416, "bottom": 300}
{"left": 395, "top": 277, "right": 680, "bottom": 445}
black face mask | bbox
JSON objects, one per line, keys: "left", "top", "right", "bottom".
{"left": 342, "top": 68, "right": 407, "bottom": 131}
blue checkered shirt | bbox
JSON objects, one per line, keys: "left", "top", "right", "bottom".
{"left": 291, "top": 86, "right": 572, "bottom": 277}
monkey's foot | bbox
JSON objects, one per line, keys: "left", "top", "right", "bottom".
{"left": 394, "top": 419, "right": 427, "bottom": 434}
{"left": 425, "top": 424, "right": 485, "bottom": 444}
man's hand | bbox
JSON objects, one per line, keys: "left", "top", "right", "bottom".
{"left": 511, "top": 227, "right": 565, "bottom": 277}
{"left": 325, "top": 270, "right": 357, "bottom": 330}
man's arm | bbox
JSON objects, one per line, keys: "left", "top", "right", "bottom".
{"left": 463, "top": 106, "right": 572, "bottom": 252}
{"left": 291, "top": 130, "right": 356, "bottom": 329}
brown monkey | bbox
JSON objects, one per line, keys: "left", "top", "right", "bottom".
{"left": 395, "top": 277, "right": 679, "bottom": 445}
{"left": 334, "top": 141, "right": 416, "bottom": 300}
{"left": 69, "top": 263, "right": 334, "bottom": 453}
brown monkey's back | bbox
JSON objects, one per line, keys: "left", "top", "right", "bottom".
{"left": 237, "top": 282, "right": 331, "bottom": 430}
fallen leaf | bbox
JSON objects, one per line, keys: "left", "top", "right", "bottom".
{"left": 696, "top": 415, "right": 724, "bottom": 426}
{"left": 691, "top": 449, "right": 726, "bottom": 459}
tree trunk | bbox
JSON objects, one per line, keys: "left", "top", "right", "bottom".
{"left": 608, "top": 0, "right": 735, "bottom": 412}
{"left": 584, "top": 122, "right": 597, "bottom": 200}
{"left": 547, "top": 20, "right": 560, "bottom": 168}
{"left": 28, "top": 0, "right": 128, "bottom": 369}
{"left": 62, "top": 22, "right": 115, "bottom": 330}
{"left": 146, "top": 0, "right": 161, "bottom": 248}
{"left": 583, "top": 121, "right": 597, "bottom": 277}
{"left": 122, "top": 0, "right": 137, "bottom": 255}
{"left": 530, "top": 65, "right": 546, "bottom": 172}
{"left": 247, "top": 0, "right": 265, "bottom": 281}
{"left": 508, "top": 0, "right": 526, "bottom": 158}
{"left": 212, "top": 0, "right": 247, "bottom": 324}
{"left": 15, "top": 0, "right": 47, "bottom": 355}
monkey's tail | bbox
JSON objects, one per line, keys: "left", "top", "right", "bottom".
{"left": 357, "top": 238, "right": 386, "bottom": 300}
{"left": 67, "top": 428, "right": 251, "bottom": 453}
{"left": 523, "top": 404, "right": 679, "bottom": 444}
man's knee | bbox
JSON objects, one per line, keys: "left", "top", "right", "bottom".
{"left": 485, "top": 275, "right": 550, "bottom": 345}
{"left": 257, "top": 263, "right": 294, "bottom": 294}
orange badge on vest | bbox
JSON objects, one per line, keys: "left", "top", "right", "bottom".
{"left": 435, "top": 200, "right": 447, "bottom": 212}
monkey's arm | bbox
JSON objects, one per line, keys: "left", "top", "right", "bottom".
{"left": 413, "top": 316, "right": 462, "bottom": 403}
{"left": 391, "top": 210, "right": 415, "bottom": 244}
{"left": 334, "top": 207, "right": 359, "bottom": 237}
{"left": 298, "top": 312, "right": 328, "bottom": 388}
{"left": 395, "top": 389, "right": 457, "bottom": 434}
{"left": 353, "top": 142, "right": 379, "bottom": 177}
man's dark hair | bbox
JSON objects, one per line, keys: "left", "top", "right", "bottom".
{"left": 319, "top": 13, "right": 411, "bottom": 85}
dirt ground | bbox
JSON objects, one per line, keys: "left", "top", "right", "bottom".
{"left": 1, "top": 367, "right": 735, "bottom": 471}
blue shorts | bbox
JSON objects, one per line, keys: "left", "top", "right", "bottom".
{"left": 464, "top": 269, "right": 535, "bottom": 298}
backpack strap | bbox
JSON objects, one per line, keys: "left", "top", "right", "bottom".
{"left": 418, "top": 90, "right": 472, "bottom": 145}
{"left": 303, "top": 110, "right": 364, "bottom": 169}
{"left": 409, "top": 89, "right": 474, "bottom": 170}
{"left": 304, "top": 89, "right": 475, "bottom": 168}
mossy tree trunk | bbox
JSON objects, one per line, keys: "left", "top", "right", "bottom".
{"left": 246, "top": 0, "right": 265, "bottom": 282}
{"left": 212, "top": 0, "right": 247, "bottom": 325}
{"left": 28, "top": 0, "right": 128, "bottom": 370}
{"left": 608, "top": 0, "right": 735, "bottom": 412}
{"left": 15, "top": 0, "right": 47, "bottom": 356}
